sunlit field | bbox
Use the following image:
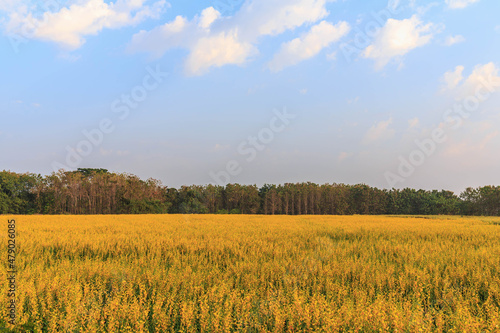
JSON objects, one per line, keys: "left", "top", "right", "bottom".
{"left": 2, "top": 215, "right": 500, "bottom": 332}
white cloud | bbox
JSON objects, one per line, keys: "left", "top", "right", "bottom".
{"left": 478, "top": 131, "right": 498, "bottom": 150}
{"left": 128, "top": 0, "right": 335, "bottom": 76}
{"left": 268, "top": 20, "right": 350, "bottom": 72}
{"left": 0, "top": 0, "right": 17, "bottom": 11}
{"left": 445, "top": 0, "right": 480, "bottom": 9}
{"left": 198, "top": 7, "right": 220, "bottom": 30}
{"left": 362, "top": 15, "right": 436, "bottom": 70}
{"left": 57, "top": 52, "right": 82, "bottom": 62}
{"left": 326, "top": 51, "right": 337, "bottom": 60}
{"left": 6, "top": 0, "right": 167, "bottom": 50}
{"left": 410, "top": 2, "right": 440, "bottom": 15}
{"left": 0, "top": 0, "right": 28, "bottom": 13}
{"left": 458, "top": 62, "right": 500, "bottom": 96}
{"left": 347, "top": 96, "right": 359, "bottom": 105}
{"left": 338, "top": 151, "right": 353, "bottom": 162}
{"left": 132, "top": 14, "right": 257, "bottom": 76}
{"left": 442, "top": 63, "right": 500, "bottom": 98}
{"left": 444, "top": 34, "right": 465, "bottom": 46}
{"left": 363, "top": 118, "right": 395, "bottom": 144}
{"left": 496, "top": 25, "right": 500, "bottom": 34}
{"left": 128, "top": 15, "right": 189, "bottom": 58}
{"left": 235, "top": 0, "right": 329, "bottom": 39}
{"left": 185, "top": 30, "right": 256, "bottom": 76}
{"left": 444, "top": 129, "right": 499, "bottom": 157}
{"left": 441, "top": 65, "right": 464, "bottom": 91}
{"left": 100, "top": 148, "right": 130, "bottom": 156}
{"left": 100, "top": 148, "right": 113, "bottom": 156}
{"left": 210, "top": 144, "right": 230, "bottom": 152}
{"left": 116, "top": 150, "right": 130, "bottom": 156}
{"left": 408, "top": 117, "right": 419, "bottom": 128}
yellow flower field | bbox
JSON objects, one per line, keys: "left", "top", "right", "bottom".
{"left": 2, "top": 215, "right": 500, "bottom": 332}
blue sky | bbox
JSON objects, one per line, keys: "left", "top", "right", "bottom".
{"left": 1, "top": 0, "right": 499, "bottom": 192}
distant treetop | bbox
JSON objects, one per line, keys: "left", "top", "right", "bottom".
{"left": 76, "top": 168, "right": 109, "bottom": 177}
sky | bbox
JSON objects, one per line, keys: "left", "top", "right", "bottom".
{"left": 1, "top": 0, "right": 499, "bottom": 193}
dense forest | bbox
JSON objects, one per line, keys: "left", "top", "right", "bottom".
{"left": 0, "top": 168, "right": 499, "bottom": 216}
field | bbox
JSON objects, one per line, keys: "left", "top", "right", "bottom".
{"left": 2, "top": 215, "right": 500, "bottom": 332}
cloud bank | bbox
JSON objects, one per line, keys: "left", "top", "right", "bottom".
{"left": 128, "top": 0, "right": 347, "bottom": 75}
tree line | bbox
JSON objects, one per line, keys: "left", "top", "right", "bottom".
{"left": 0, "top": 169, "right": 499, "bottom": 216}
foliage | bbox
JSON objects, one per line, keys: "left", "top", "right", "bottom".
{"left": 0, "top": 170, "right": 499, "bottom": 215}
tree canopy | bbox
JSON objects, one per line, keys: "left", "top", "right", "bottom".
{"left": 0, "top": 169, "right": 499, "bottom": 216}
